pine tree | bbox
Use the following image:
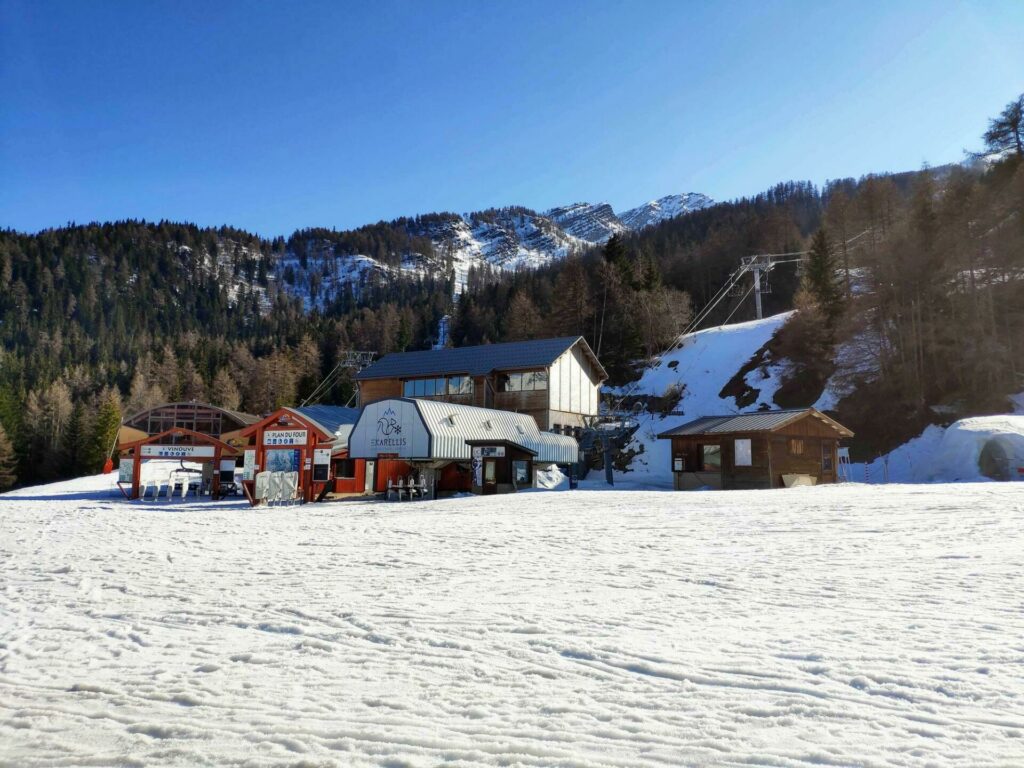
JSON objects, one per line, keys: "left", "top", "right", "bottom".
{"left": 802, "top": 228, "right": 843, "bottom": 328}
{"left": 86, "top": 387, "right": 122, "bottom": 473}
{"left": 0, "top": 423, "right": 16, "bottom": 491}
{"left": 504, "top": 292, "right": 541, "bottom": 341}
{"left": 980, "top": 93, "right": 1023, "bottom": 158}
{"left": 61, "top": 402, "right": 88, "bottom": 476}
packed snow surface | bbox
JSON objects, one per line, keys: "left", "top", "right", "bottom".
{"left": 3, "top": 476, "right": 1024, "bottom": 766}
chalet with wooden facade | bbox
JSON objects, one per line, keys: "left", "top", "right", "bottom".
{"left": 355, "top": 336, "right": 608, "bottom": 434}
{"left": 657, "top": 408, "right": 853, "bottom": 490}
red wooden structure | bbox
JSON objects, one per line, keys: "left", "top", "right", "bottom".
{"left": 236, "top": 409, "right": 340, "bottom": 505}
{"left": 117, "top": 427, "right": 238, "bottom": 500}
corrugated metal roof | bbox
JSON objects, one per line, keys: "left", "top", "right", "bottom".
{"left": 657, "top": 408, "right": 850, "bottom": 437}
{"left": 411, "top": 399, "right": 579, "bottom": 464}
{"left": 288, "top": 405, "right": 361, "bottom": 437}
{"left": 356, "top": 337, "right": 593, "bottom": 380}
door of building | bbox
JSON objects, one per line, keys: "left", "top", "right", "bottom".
{"left": 482, "top": 459, "right": 498, "bottom": 495}
{"left": 364, "top": 460, "right": 375, "bottom": 494}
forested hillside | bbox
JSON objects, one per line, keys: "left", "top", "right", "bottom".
{"left": 1, "top": 95, "right": 1021, "bottom": 489}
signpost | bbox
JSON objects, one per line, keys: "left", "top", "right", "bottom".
{"left": 140, "top": 444, "right": 216, "bottom": 459}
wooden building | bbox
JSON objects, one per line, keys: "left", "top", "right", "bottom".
{"left": 657, "top": 408, "right": 853, "bottom": 490}
{"left": 355, "top": 337, "right": 607, "bottom": 434}
{"left": 235, "top": 405, "right": 361, "bottom": 504}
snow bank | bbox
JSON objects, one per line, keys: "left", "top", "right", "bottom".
{"left": 532, "top": 463, "right": 568, "bottom": 490}
{"left": 852, "top": 415, "right": 1024, "bottom": 484}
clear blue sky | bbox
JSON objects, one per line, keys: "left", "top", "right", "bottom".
{"left": 2, "top": 0, "right": 1023, "bottom": 237}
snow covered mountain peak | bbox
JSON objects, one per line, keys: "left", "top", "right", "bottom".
{"left": 545, "top": 201, "right": 628, "bottom": 244}
{"left": 620, "top": 192, "right": 713, "bottom": 231}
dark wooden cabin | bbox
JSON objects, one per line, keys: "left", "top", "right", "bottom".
{"left": 657, "top": 408, "right": 853, "bottom": 490}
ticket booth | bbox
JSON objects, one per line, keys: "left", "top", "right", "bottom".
{"left": 116, "top": 427, "right": 238, "bottom": 500}
{"left": 466, "top": 440, "right": 536, "bottom": 494}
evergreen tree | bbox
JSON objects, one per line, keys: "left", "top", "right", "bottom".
{"left": 980, "top": 92, "right": 1023, "bottom": 158}
{"left": 61, "top": 402, "right": 88, "bottom": 476}
{"left": 0, "top": 423, "right": 16, "bottom": 491}
{"left": 86, "top": 388, "right": 122, "bottom": 473}
{"left": 802, "top": 228, "right": 843, "bottom": 328}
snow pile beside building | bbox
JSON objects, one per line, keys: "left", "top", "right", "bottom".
{"left": 853, "top": 415, "right": 1024, "bottom": 484}
{"left": 532, "top": 463, "right": 568, "bottom": 490}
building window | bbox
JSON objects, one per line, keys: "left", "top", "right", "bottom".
{"left": 499, "top": 370, "right": 548, "bottom": 392}
{"left": 513, "top": 460, "right": 530, "bottom": 486}
{"left": 789, "top": 438, "right": 804, "bottom": 455}
{"left": 735, "top": 438, "right": 752, "bottom": 467}
{"left": 822, "top": 443, "right": 833, "bottom": 471}
{"left": 701, "top": 444, "right": 722, "bottom": 471}
{"left": 336, "top": 459, "right": 357, "bottom": 478}
{"left": 449, "top": 375, "right": 473, "bottom": 395}
{"left": 553, "top": 423, "right": 562, "bottom": 434}
{"left": 403, "top": 380, "right": 415, "bottom": 397}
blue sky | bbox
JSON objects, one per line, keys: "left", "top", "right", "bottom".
{"left": 2, "top": 0, "right": 1023, "bottom": 237}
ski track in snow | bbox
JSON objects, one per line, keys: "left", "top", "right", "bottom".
{"left": 2, "top": 476, "right": 1024, "bottom": 766}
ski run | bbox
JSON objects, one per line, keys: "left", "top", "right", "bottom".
{"left": 3, "top": 476, "right": 1024, "bottom": 766}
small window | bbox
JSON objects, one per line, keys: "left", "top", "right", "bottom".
{"left": 336, "top": 459, "right": 356, "bottom": 478}
{"left": 701, "top": 444, "right": 722, "bottom": 471}
{"left": 403, "top": 380, "right": 415, "bottom": 397}
{"left": 789, "top": 438, "right": 804, "bottom": 455}
{"left": 531, "top": 371, "right": 548, "bottom": 390}
{"left": 414, "top": 379, "right": 426, "bottom": 396}
{"left": 735, "top": 438, "right": 752, "bottom": 467}
{"left": 553, "top": 423, "right": 562, "bottom": 434}
{"left": 513, "top": 460, "right": 530, "bottom": 485}
{"left": 507, "top": 373, "right": 523, "bottom": 392}
{"left": 822, "top": 442, "right": 834, "bottom": 471}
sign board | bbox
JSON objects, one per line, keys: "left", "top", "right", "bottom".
{"left": 242, "top": 449, "right": 256, "bottom": 481}
{"left": 118, "top": 459, "right": 134, "bottom": 483}
{"left": 313, "top": 448, "right": 331, "bottom": 465}
{"left": 472, "top": 447, "right": 482, "bottom": 486}
{"left": 264, "top": 429, "right": 307, "bottom": 446}
{"left": 673, "top": 457, "right": 683, "bottom": 472}
{"left": 480, "top": 446, "right": 505, "bottom": 458}
{"left": 348, "top": 400, "right": 430, "bottom": 459}
{"left": 141, "top": 444, "right": 216, "bottom": 459}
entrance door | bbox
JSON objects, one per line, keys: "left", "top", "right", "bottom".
{"left": 482, "top": 459, "right": 498, "bottom": 495}
{"left": 364, "top": 460, "right": 375, "bottom": 494}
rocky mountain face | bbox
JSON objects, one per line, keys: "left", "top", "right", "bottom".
{"left": 619, "top": 192, "right": 713, "bottom": 230}
{"left": 277, "top": 192, "right": 712, "bottom": 305}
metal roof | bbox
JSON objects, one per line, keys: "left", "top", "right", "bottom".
{"left": 287, "top": 405, "right": 361, "bottom": 437}
{"left": 412, "top": 399, "right": 579, "bottom": 464}
{"left": 657, "top": 408, "right": 853, "bottom": 438}
{"left": 350, "top": 398, "right": 579, "bottom": 464}
{"left": 355, "top": 336, "right": 607, "bottom": 382}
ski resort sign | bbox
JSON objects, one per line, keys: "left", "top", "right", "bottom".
{"left": 263, "top": 429, "right": 307, "bottom": 446}
{"left": 140, "top": 444, "right": 216, "bottom": 459}
{"left": 348, "top": 399, "right": 430, "bottom": 460}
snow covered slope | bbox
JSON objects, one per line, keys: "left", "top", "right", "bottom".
{"left": 2, "top": 477, "right": 1023, "bottom": 766}
{"left": 619, "top": 192, "right": 713, "bottom": 230}
{"left": 544, "top": 201, "right": 629, "bottom": 244}
{"left": 621, "top": 312, "right": 794, "bottom": 485}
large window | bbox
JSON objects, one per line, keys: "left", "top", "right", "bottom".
{"left": 701, "top": 444, "right": 722, "bottom": 472}
{"left": 499, "top": 370, "right": 548, "bottom": 392}
{"left": 403, "top": 376, "right": 474, "bottom": 398}
{"left": 335, "top": 459, "right": 357, "bottom": 479}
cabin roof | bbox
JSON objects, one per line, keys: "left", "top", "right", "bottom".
{"left": 355, "top": 336, "right": 607, "bottom": 382}
{"left": 657, "top": 408, "right": 853, "bottom": 438}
